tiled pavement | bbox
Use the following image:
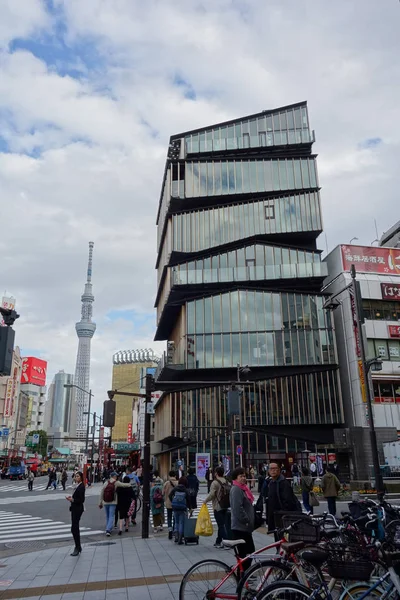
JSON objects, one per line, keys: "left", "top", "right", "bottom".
{"left": 0, "top": 528, "right": 274, "bottom": 600}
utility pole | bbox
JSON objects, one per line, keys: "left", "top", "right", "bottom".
{"left": 350, "top": 265, "right": 384, "bottom": 496}
{"left": 142, "top": 373, "right": 154, "bottom": 539}
{"left": 91, "top": 412, "right": 96, "bottom": 464}
{"left": 85, "top": 390, "right": 92, "bottom": 457}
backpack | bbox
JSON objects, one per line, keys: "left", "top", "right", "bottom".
{"left": 103, "top": 481, "right": 115, "bottom": 502}
{"left": 171, "top": 490, "right": 187, "bottom": 511}
{"left": 153, "top": 486, "right": 163, "bottom": 508}
{"left": 216, "top": 480, "right": 231, "bottom": 509}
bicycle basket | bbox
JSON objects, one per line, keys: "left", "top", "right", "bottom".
{"left": 280, "top": 513, "right": 320, "bottom": 544}
{"left": 327, "top": 559, "right": 373, "bottom": 581}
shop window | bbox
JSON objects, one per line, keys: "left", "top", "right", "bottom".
{"left": 264, "top": 201, "right": 275, "bottom": 219}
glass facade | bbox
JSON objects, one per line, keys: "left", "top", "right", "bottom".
{"left": 368, "top": 339, "right": 400, "bottom": 361}
{"left": 185, "top": 105, "right": 311, "bottom": 154}
{"left": 184, "top": 157, "right": 318, "bottom": 198}
{"left": 363, "top": 300, "right": 400, "bottom": 322}
{"left": 172, "top": 193, "right": 322, "bottom": 253}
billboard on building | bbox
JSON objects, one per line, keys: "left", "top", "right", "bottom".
{"left": 381, "top": 282, "right": 400, "bottom": 301}
{"left": 20, "top": 357, "right": 47, "bottom": 387}
{"left": 341, "top": 245, "right": 400, "bottom": 275}
{"left": 389, "top": 325, "right": 400, "bottom": 339}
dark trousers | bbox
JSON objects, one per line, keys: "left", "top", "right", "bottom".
{"left": 207, "top": 480, "right": 212, "bottom": 493}
{"left": 62, "top": 481, "right": 66, "bottom": 491}
{"left": 28, "top": 480, "right": 33, "bottom": 491}
{"left": 302, "top": 490, "right": 313, "bottom": 514}
{"left": 214, "top": 509, "right": 230, "bottom": 544}
{"left": 231, "top": 530, "right": 255, "bottom": 573}
{"left": 114, "top": 508, "right": 119, "bottom": 527}
{"left": 326, "top": 497, "right": 337, "bottom": 516}
{"left": 167, "top": 508, "right": 174, "bottom": 530}
{"left": 71, "top": 507, "right": 83, "bottom": 551}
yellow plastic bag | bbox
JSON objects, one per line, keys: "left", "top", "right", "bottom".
{"left": 195, "top": 504, "right": 213, "bottom": 536}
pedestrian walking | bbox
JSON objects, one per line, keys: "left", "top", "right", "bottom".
{"left": 248, "top": 465, "right": 255, "bottom": 489}
{"left": 301, "top": 467, "right": 314, "bottom": 514}
{"left": 27, "top": 468, "right": 34, "bottom": 491}
{"left": 66, "top": 471, "right": 85, "bottom": 556}
{"left": 99, "top": 471, "right": 131, "bottom": 536}
{"left": 291, "top": 463, "right": 300, "bottom": 487}
{"left": 204, "top": 466, "right": 231, "bottom": 549}
{"left": 116, "top": 476, "right": 135, "bottom": 535}
{"left": 61, "top": 468, "right": 68, "bottom": 491}
{"left": 169, "top": 476, "right": 190, "bottom": 545}
{"left": 46, "top": 468, "right": 57, "bottom": 490}
{"left": 205, "top": 467, "right": 213, "bottom": 493}
{"left": 321, "top": 466, "right": 341, "bottom": 516}
{"left": 56, "top": 469, "right": 62, "bottom": 489}
{"left": 150, "top": 476, "right": 165, "bottom": 533}
{"left": 186, "top": 467, "right": 199, "bottom": 517}
{"left": 230, "top": 467, "right": 255, "bottom": 572}
{"left": 163, "top": 470, "right": 178, "bottom": 539}
{"left": 266, "top": 463, "right": 301, "bottom": 535}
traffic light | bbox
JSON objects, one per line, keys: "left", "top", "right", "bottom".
{"left": 0, "top": 326, "right": 15, "bottom": 376}
{"left": 103, "top": 399, "right": 116, "bottom": 427}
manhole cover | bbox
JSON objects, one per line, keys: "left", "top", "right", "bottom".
{"left": 89, "top": 541, "right": 116, "bottom": 546}
{"left": 5, "top": 541, "right": 46, "bottom": 552}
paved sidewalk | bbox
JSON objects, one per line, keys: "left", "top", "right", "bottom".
{"left": 0, "top": 529, "right": 274, "bottom": 600}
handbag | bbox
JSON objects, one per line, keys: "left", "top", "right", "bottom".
{"left": 195, "top": 504, "right": 213, "bottom": 536}
{"left": 309, "top": 491, "right": 320, "bottom": 507}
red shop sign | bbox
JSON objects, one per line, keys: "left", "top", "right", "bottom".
{"left": 381, "top": 283, "right": 400, "bottom": 301}
{"left": 389, "top": 325, "right": 400, "bottom": 339}
{"left": 341, "top": 245, "right": 400, "bottom": 275}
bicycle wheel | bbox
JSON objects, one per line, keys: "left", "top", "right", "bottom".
{"left": 237, "top": 559, "right": 293, "bottom": 600}
{"left": 179, "top": 559, "right": 239, "bottom": 600}
{"left": 136, "top": 495, "right": 142, "bottom": 512}
{"left": 339, "top": 583, "right": 386, "bottom": 600}
{"left": 256, "top": 580, "right": 316, "bottom": 600}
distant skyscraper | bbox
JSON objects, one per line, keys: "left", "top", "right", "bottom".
{"left": 45, "top": 370, "right": 76, "bottom": 435}
{"left": 74, "top": 242, "right": 96, "bottom": 439}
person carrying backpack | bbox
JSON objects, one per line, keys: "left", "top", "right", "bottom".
{"left": 203, "top": 466, "right": 231, "bottom": 548}
{"left": 163, "top": 470, "right": 178, "bottom": 539}
{"left": 169, "top": 476, "right": 190, "bottom": 545}
{"left": 99, "top": 472, "right": 132, "bottom": 536}
{"left": 150, "top": 478, "right": 165, "bottom": 533}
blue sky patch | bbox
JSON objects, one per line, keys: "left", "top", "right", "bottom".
{"left": 359, "top": 137, "right": 382, "bottom": 150}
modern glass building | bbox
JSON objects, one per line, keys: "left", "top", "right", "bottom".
{"left": 154, "top": 102, "right": 344, "bottom": 473}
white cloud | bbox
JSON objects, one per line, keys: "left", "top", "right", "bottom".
{"left": 0, "top": 0, "right": 399, "bottom": 412}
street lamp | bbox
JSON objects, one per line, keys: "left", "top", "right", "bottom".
{"left": 83, "top": 411, "right": 102, "bottom": 465}
{"left": 64, "top": 384, "right": 93, "bottom": 456}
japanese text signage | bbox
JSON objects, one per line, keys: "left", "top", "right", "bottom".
{"left": 127, "top": 423, "right": 133, "bottom": 444}
{"left": 341, "top": 245, "right": 400, "bottom": 275}
{"left": 381, "top": 283, "right": 400, "bottom": 301}
{"left": 388, "top": 325, "right": 400, "bottom": 339}
{"left": 3, "top": 378, "right": 14, "bottom": 417}
{"left": 20, "top": 357, "right": 47, "bottom": 387}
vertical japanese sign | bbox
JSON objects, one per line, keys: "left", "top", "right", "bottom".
{"left": 127, "top": 423, "right": 133, "bottom": 443}
{"left": 349, "top": 286, "right": 367, "bottom": 403}
{"left": 4, "top": 378, "right": 14, "bottom": 417}
{"left": 99, "top": 426, "right": 105, "bottom": 465}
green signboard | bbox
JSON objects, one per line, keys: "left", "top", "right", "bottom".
{"left": 113, "top": 442, "right": 140, "bottom": 451}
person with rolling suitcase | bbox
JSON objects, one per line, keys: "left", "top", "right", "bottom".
{"left": 169, "top": 476, "right": 190, "bottom": 545}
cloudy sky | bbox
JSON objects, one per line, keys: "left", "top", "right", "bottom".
{"left": 0, "top": 0, "right": 399, "bottom": 413}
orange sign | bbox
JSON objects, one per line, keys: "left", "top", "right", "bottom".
{"left": 358, "top": 360, "right": 367, "bottom": 403}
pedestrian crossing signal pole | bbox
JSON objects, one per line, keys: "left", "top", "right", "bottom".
{"left": 142, "top": 373, "right": 154, "bottom": 539}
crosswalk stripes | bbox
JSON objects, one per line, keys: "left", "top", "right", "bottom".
{"left": 0, "top": 483, "right": 73, "bottom": 492}
{"left": 0, "top": 509, "right": 103, "bottom": 543}
{"left": 0, "top": 486, "right": 99, "bottom": 505}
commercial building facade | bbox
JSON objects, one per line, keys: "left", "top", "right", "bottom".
{"left": 44, "top": 371, "right": 76, "bottom": 440}
{"left": 154, "top": 102, "right": 344, "bottom": 475}
{"left": 324, "top": 244, "right": 400, "bottom": 479}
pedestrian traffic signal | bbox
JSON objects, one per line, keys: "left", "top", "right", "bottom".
{"left": 103, "top": 399, "right": 116, "bottom": 427}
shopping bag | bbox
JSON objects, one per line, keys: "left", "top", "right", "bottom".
{"left": 195, "top": 504, "right": 213, "bottom": 536}
{"left": 309, "top": 491, "right": 320, "bottom": 507}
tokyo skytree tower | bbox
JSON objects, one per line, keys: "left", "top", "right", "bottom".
{"left": 74, "top": 242, "right": 96, "bottom": 438}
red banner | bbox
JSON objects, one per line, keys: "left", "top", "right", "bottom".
{"left": 388, "top": 325, "right": 400, "bottom": 339}
{"left": 127, "top": 423, "right": 133, "bottom": 443}
{"left": 341, "top": 245, "right": 400, "bottom": 275}
{"left": 381, "top": 282, "right": 400, "bottom": 300}
{"left": 20, "top": 357, "right": 47, "bottom": 387}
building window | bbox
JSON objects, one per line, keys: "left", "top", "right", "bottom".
{"left": 362, "top": 300, "right": 400, "bottom": 322}
{"left": 264, "top": 201, "right": 275, "bottom": 220}
{"left": 369, "top": 339, "right": 400, "bottom": 361}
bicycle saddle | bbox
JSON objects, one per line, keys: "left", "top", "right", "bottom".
{"left": 222, "top": 539, "right": 246, "bottom": 548}
{"left": 297, "top": 548, "right": 329, "bottom": 568}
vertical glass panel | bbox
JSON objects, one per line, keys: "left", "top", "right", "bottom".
{"left": 228, "top": 162, "right": 235, "bottom": 193}
{"left": 223, "top": 334, "right": 231, "bottom": 367}
{"left": 213, "top": 334, "right": 222, "bottom": 367}
{"left": 241, "top": 333, "right": 250, "bottom": 364}
{"left": 249, "top": 161, "right": 257, "bottom": 193}
{"left": 247, "top": 292, "right": 257, "bottom": 331}
{"left": 288, "top": 130, "right": 296, "bottom": 144}
{"left": 242, "top": 161, "right": 250, "bottom": 193}
{"left": 272, "top": 161, "right": 280, "bottom": 191}
{"left": 222, "top": 294, "right": 230, "bottom": 332}
{"left": 192, "top": 163, "right": 200, "bottom": 197}
{"left": 301, "top": 106, "right": 308, "bottom": 128}
{"left": 212, "top": 296, "right": 221, "bottom": 333}
{"left": 294, "top": 159, "right": 302, "bottom": 188}
{"left": 275, "top": 331, "right": 285, "bottom": 365}
{"left": 301, "top": 159, "right": 310, "bottom": 188}
{"left": 279, "top": 160, "right": 288, "bottom": 190}
{"left": 272, "top": 293, "right": 282, "bottom": 329}
{"left": 250, "top": 119, "right": 257, "bottom": 135}
{"left": 294, "top": 108, "right": 302, "bottom": 129}
{"left": 221, "top": 162, "right": 229, "bottom": 195}
{"left": 242, "top": 203, "right": 250, "bottom": 239}
{"left": 282, "top": 293, "right": 290, "bottom": 329}
{"left": 249, "top": 333, "right": 258, "bottom": 366}
{"left": 259, "top": 132, "right": 266, "bottom": 147}
{"left": 287, "top": 160, "right": 295, "bottom": 188}
{"left": 284, "top": 332, "right": 292, "bottom": 364}
{"left": 264, "top": 293, "right": 272, "bottom": 329}
{"left": 264, "top": 160, "right": 272, "bottom": 192}
{"left": 280, "top": 111, "right": 287, "bottom": 130}
{"left": 213, "top": 162, "right": 221, "bottom": 196}
{"left": 255, "top": 291, "right": 265, "bottom": 331}
{"left": 199, "top": 132, "right": 205, "bottom": 152}
{"left": 236, "top": 162, "right": 243, "bottom": 194}
{"left": 195, "top": 299, "right": 204, "bottom": 333}
{"left": 292, "top": 331, "right": 300, "bottom": 364}
{"left": 207, "top": 162, "right": 214, "bottom": 196}
{"left": 231, "top": 292, "right": 240, "bottom": 332}
{"left": 232, "top": 333, "right": 241, "bottom": 365}
{"left": 187, "top": 301, "right": 195, "bottom": 333}
{"left": 205, "top": 335, "right": 213, "bottom": 368}
{"left": 204, "top": 297, "right": 212, "bottom": 333}
{"left": 273, "top": 113, "right": 280, "bottom": 131}
{"left": 238, "top": 291, "right": 247, "bottom": 331}
{"left": 309, "top": 159, "right": 317, "bottom": 187}
{"left": 286, "top": 110, "right": 294, "bottom": 129}
{"left": 243, "top": 133, "right": 250, "bottom": 148}
{"left": 200, "top": 163, "right": 207, "bottom": 196}
{"left": 192, "top": 133, "right": 199, "bottom": 152}
{"left": 195, "top": 335, "right": 204, "bottom": 368}
{"left": 266, "top": 115, "right": 273, "bottom": 131}
{"left": 298, "top": 331, "right": 307, "bottom": 364}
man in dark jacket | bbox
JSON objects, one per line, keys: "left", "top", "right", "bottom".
{"left": 266, "top": 463, "right": 301, "bottom": 533}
